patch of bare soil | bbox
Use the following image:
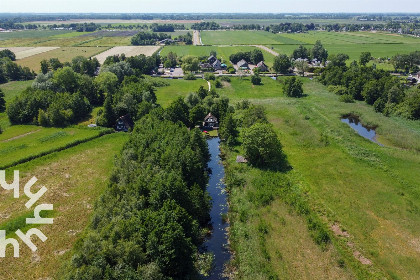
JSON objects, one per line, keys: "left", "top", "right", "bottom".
{"left": 331, "top": 223, "right": 372, "bottom": 265}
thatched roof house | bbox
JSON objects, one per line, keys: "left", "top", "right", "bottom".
{"left": 256, "top": 61, "right": 269, "bottom": 72}
{"left": 237, "top": 59, "right": 249, "bottom": 69}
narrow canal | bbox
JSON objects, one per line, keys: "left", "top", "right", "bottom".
{"left": 204, "top": 137, "right": 231, "bottom": 280}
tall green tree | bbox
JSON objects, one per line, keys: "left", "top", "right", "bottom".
{"left": 282, "top": 76, "right": 304, "bottom": 97}
{"left": 311, "top": 40, "right": 328, "bottom": 63}
{"left": 273, "top": 54, "right": 292, "bottom": 74}
{"left": 360, "top": 52, "right": 372, "bottom": 66}
{"left": 0, "top": 89, "right": 5, "bottom": 112}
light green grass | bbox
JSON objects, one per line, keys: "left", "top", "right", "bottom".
{"left": 154, "top": 78, "right": 208, "bottom": 107}
{"left": 201, "top": 30, "right": 304, "bottom": 45}
{"left": 0, "top": 30, "right": 73, "bottom": 41}
{"left": 0, "top": 125, "right": 110, "bottom": 168}
{"left": 221, "top": 76, "right": 420, "bottom": 279}
{"left": 161, "top": 45, "right": 276, "bottom": 67}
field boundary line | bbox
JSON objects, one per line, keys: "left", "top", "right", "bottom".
{"left": 0, "top": 128, "right": 114, "bottom": 170}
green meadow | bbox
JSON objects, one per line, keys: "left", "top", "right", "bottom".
{"left": 153, "top": 76, "right": 420, "bottom": 279}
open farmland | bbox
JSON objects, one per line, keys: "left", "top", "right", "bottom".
{"left": 93, "top": 45, "right": 161, "bottom": 63}
{"left": 201, "top": 30, "right": 420, "bottom": 45}
{"left": 153, "top": 76, "right": 420, "bottom": 279}
{"left": 0, "top": 133, "right": 128, "bottom": 279}
{"left": 0, "top": 125, "right": 111, "bottom": 169}
{"left": 15, "top": 46, "right": 109, "bottom": 72}
{"left": 0, "top": 47, "right": 59, "bottom": 59}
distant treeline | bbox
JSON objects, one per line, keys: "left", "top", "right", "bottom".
{"left": 150, "top": 23, "right": 185, "bottom": 32}
{"left": 266, "top": 23, "right": 316, "bottom": 33}
{"left": 131, "top": 32, "right": 171, "bottom": 45}
{"left": 47, "top": 22, "right": 100, "bottom": 32}
{"left": 2, "top": 13, "right": 420, "bottom": 22}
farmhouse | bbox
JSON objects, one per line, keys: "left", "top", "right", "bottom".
{"left": 208, "top": 55, "right": 217, "bottom": 64}
{"left": 202, "top": 113, "right": 219, "bottom": 128}
{"left": 212, "top": 59, "right": 222, "bottom": 70}
{"left": 115, "top": 114, "right": 134, "bottom": 132}
{"left": 200, "top": 62, "right": 213, "bottom": 71}
{"left": 237, "top": 59, "right": 249, "bottom": 69}
{"left": 256, "top": 61, "right": 269, "bottom": 72}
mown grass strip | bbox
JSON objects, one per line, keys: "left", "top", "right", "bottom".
{"left": 0, "top": 128, "right": 113, "bottom": 170}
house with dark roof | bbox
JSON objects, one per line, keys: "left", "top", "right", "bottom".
{"left": 256, "top": 61, "right": 269, "bottom": 72}
{"left": 115, "top": 114, "right": 134, "bottom": 132}
{"left": 208, "top": 55, "right": 217, "bottom": 64}
{"left": 202, "top": 113, "right": 219, "bottom": 128}
{"left": 200, "top": 63, "right": 213, "bottom": 71}
{"left": 237, "top": 59, "right": 249, "bottom": 69}
{"left": 213, "top": 59, "right": 222, "bottom": 70}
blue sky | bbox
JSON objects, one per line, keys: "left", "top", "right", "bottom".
{"left": 2, "top": 0, "right": 419, "bottom": 13}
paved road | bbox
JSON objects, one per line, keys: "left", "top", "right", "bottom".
{"left": 193, "top": 30, "right": 202, "bottom": 46}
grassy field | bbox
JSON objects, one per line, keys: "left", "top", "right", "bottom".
{"left": 154, "top": 78, "right": 208, "bottom": 107}
{"left": 201, "top": 30, "right": 420, "bottom": 46}
{"left": 15, "top": 46, "right": 109, "bottom": 72}
{"left": 160, "top": 45, "right": 276, "bottom": 67}
{"left": 0, "top": 132, "right": 128, "bottom": 279}
{"left": 212, "top": 18, "right": 387, "bottom": 26}
{"left": 154, "top": 77, "right": 420, "bottom": 279}
{"left": 0, "top": 125, "right": 111, "bottom": 169}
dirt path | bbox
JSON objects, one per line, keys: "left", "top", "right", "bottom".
{"left": 193, "top": 30, "right": 202, "bottom": 46}
{"left": 2, "top": 129, "right": 41, "bottom": 142}
{"left": 253, "top": 45, "right": 279, "bottom": 56}
{"left": 207, "top": 80, "right": 211, "bottom": 91}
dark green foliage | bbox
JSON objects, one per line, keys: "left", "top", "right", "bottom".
{"left": 273, "top": 54, "right": 292, "bottom": 74}
{"left": 204, "top": 73, "right": 215, "bottom": 81}
{"left": 183, "top": 72, "right": 196, "bottom": 80}
{"left": 0, "top": 89, "right": 5, "bottom": 112}
{"left": 282, "top": 76, "right": 304, "bottom": 98}
{"left": 219, "top": 112, "right": 238, "bottom": 146}
{"left": 0, "top": 57, "right": 35, "bottom": 83}
{"left": 100, "top": 61, "right": 134, "bottom": 83}
{"left": 242, "top": 123, "right": 286, "bottom": 170}
{"left": 328, "top": 53, "right": 349, "bottom": 68}
{"left": 219, "top": 76, "right": 231, "bottom": 82}
{"left": 339, "top": 94, "right": 355, "bottom": 103}
{"left": 131, "top": 32, "right": 170, "bottom": 45}
{"left": 215, "top": 79, "right": 222, "bottom": 88}
{"left": 292, "top": 45, "right": 310, "bottom": 60}
{"left": 191, "top": 21, "right": 220, "bottom": 30}
{"left": 359, "top": 52, "right": 372, "bottom": 66}
{"left": 40, "top": 59, "right": 50, "bottom": 74}
{"left": 64, "top": 116, "right": 211, "bottom": 279}
{"left": 251, "top": 74, "right": 262, "bottom": 85}
{"left": 311, "top": 40, "right": 328, "bottom": 63}
{"left": 165, "top": 97, "right": 190, "bottom": 127}
{"left": 96, "top": 94, "right": 115, "bottom": 127}
{"left": 0, "top": 49, "right": 16, "bottom": 61}
{"left": 229, "top": 49, "right": 265, "bottom": 65}
{"left": 71, "top": 56, "right": 100, "bottom": 76}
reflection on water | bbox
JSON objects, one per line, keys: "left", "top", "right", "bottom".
{"left": 341, "top": 115, "right": 383, "bottom": 146}
{"left": 203, "top": 138, "right": 230, "bottom": 280}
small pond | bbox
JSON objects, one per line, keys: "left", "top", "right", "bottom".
{"left": 203, "top": 138, "right": 231, "bottom": 280}
{"left": 341, "top": 115, "right": 383, "bottom": 146}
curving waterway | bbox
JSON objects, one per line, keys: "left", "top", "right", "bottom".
{"left": 203, "top": 137, "right": 231, "bottom": 280}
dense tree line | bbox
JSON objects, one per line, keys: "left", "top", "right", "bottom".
{"left": 266, "top": 23, "right": 316, "bottom": 33}
{"left": 46, "top": 22, "right": 100, "bottom": 32}
{"left": 0, "top": 51, "right": 35, "bottom": 84}
{"left": 229, "top": 49, "right": 264, "bottom": 64}
{"left": 63, "top": 114, "right": 212, "bottom": 279}
{"left": 391, "top": 51, "right": 420, "bottom": 73}
{"left": 319, "top": 55, "right": 420, "bottom": 120}
{"left": 131, "top": 32, "right": 171, "bottom": 45}
{"left": 191, "top": 22, "right": 220, "bottom": 30}
{"left": 176, "top": 32, "right": 193, "bottom": 44}
{"left": 102, "top": 53, "right": 160, "bottom": 75}
{"left": 40, "top": 56, "right": 100, "bottom": 76}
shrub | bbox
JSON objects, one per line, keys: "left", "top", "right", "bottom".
{"left": 184, "top": 72, "right": 196, "bottom": 80}
{"left": 220, "top": 76, "right": 231, "bottom": 82}
{"left": 251, "top": 74, "right": 262, "bottom": 85}
{"left": 242, "top": 123, "right": 286, "bottom": 169}
{"left": 339, "top": 94, "right": 355, "bottom": 103}
{"left": 215, "top": 80, "right": 222, "bottom": 88}
{"left": 204, "top": 73, "right": 215, "bottom": 81}
{"left": 282, "top": 76, "right": 304, "bottom": 98}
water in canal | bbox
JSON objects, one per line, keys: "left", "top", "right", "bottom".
{"left": 203, "top": 137, "right": 231, "bottom": 280}
{"left": 341, "top": 115, "right": 383, "bottom": 146}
